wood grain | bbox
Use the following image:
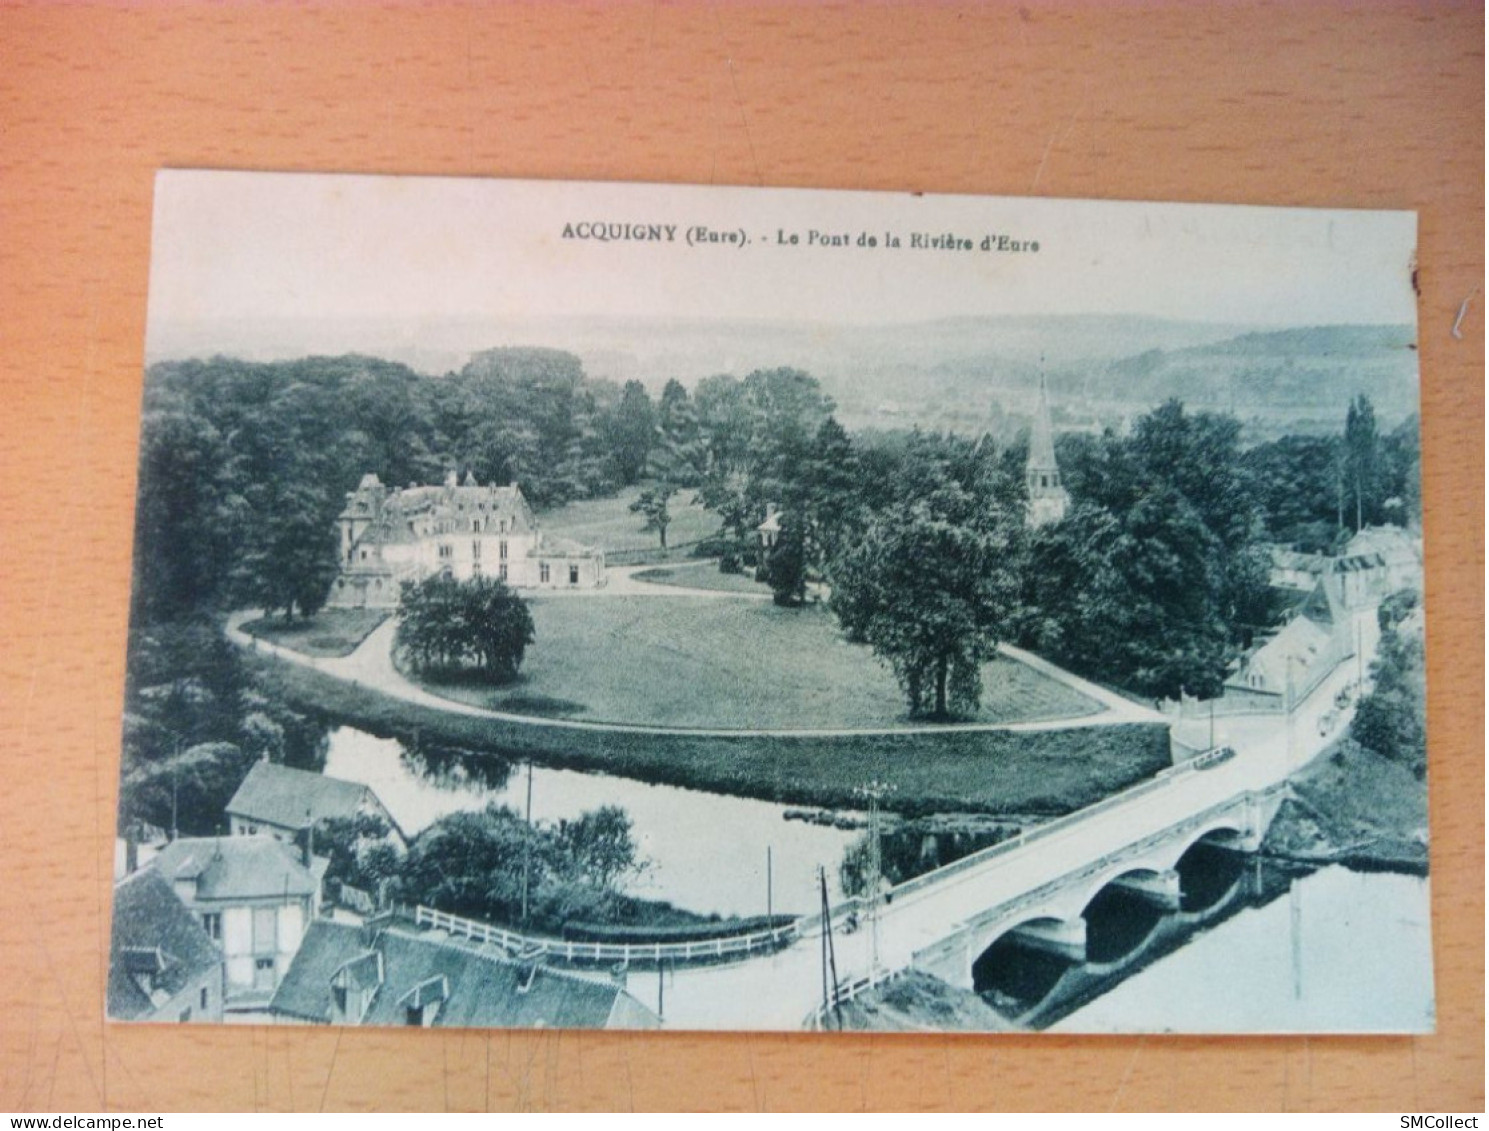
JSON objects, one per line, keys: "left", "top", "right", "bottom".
{"left": 0, "top": 1, "right": 1480, "bottom": 1112}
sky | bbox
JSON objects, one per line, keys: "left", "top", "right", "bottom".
{"left": 145, "top": 169, "right": 1418, "bottom": 358}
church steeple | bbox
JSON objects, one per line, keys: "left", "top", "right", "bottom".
{"left": 1026, "top": 361, "right": 1070, "bottom": 528}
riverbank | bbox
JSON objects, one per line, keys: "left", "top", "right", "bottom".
{"left": 1263, "top": 738, "right": 1429, "bottom": 873}
{"left": 825, "top": 971, "right": 1015, "bottom": 1032}
{"left": 245, "top": 648, "right": 1172, "bottom": 816}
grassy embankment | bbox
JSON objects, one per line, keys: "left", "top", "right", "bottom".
{"left": 1263, "top": 737, "right": 1428, "bottom": 874}
{"left": 245, "top": 645, "right": 1169, "bottom": 816}
{"left": 241, "top": 608, "right": 388, "bottom": 657}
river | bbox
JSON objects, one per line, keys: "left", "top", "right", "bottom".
{"left": 1051, "top": 864, "right": 1435, "bottom": 1033}
{"left": 324, "top": 725, "right": 861, "bottom": 918}
{"left": 324, "top": 725, "right": 1434, "bottom": 1032}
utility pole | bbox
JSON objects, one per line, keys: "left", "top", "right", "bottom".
{"left": 855, "top": 779, "right": 894, "bottom": 976}
{"left": 520, "top": 759, "right": 534, "bottom": 923}
{"left": 766, "top": 846, "right": 773, "bottom": 921}
{"left": 818, "top": 866, "right": 830, "bottom": 1027}
{"left": 819, "top": 867, "right": 841, "bottom": 1028}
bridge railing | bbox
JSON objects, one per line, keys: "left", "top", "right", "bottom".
{"left": 413, "top": 905, "right": 801, "bottom": 966}
{"left": 880, "top": 756, "right": 1216, "bottom": 906}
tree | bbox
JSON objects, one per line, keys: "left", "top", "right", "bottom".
{"left": 1351, "top": 607, "right": 1426, "bottom": 775}
{"left": 604, "top": 380, "right": 656, "bottom": 484}
{"left": 629, "top": 483, "right": 677, "bottom": 549}
{"left": 831, "top": 481, "right": 1021, "bottom": 719}
{"left": 396, "top": 573, "right": 535, "bottom": 683}
{"left": 396, "top": 806, "right": 532, "bottom": 923}
{"left": 312, "top": 813, "right": 403, "bottom": 901}
{"left": 551, "top": 806, "right": 643, "bottom": 891}
{"left": 1023, "top": 491, "right": 1232, "bottom": 701}
{"left": 1344, "top": 394, "right": 1382, "bottom": 532}
{"left": 762, "top": 508, "right": 808, "bottom": 606}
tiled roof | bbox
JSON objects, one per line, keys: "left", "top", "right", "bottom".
{"left": 151, "top": 836, "right": 320, "bottom": 902}
{"left": 108, "top": 869, "right": 221, "bottom": 1020}
{"left": 226, "top": 761, "right": 374, "bottom": 830}
{"left": 271, "top": 919, "right": 654, "bottom": 1030}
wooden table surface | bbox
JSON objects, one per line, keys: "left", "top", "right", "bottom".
{"left": 0, "top": 2, "right": 1481, "bottom": 1113}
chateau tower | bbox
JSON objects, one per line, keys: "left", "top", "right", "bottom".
{"left": 1025, "top": 368, "right": 1070, "bottom": 528}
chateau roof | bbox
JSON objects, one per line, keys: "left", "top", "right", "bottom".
{"left": 271, "top": 919, "right": 650, "bottom": 1029}
{"left": 151, "top": 836, "right": 323, "bottom": 902}
{"left": 226, "top": 761, "right": 384, "bottom": 833}
{"left": 108, "top": 869, "right": 221, "bottom": 1020}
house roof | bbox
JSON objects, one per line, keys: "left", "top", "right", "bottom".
{"left": 1343, "top": 525, "right": 1422, "bottom": 568}
{"left": 1230, "top": 614, "right": 1333, "bottom": 692}
{"left": 151, "top": 836, "right": 321, "bottom": 902}
{"left": 271, "top": 919, "right": 653, "bottom": 1030}
{"left": 108, "top": 869, "right": 221, "bottom": 1020}
{"left": 226, "top": 761, "right": 375, "bottom": 831}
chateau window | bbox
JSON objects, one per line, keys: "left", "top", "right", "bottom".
{"left": 201, "top": 913, "right": 221, "bottom": 940}
{"left": 439, "top": 544, "right": 453, "bottom": 560}
{"left": 360, "top": 550, "right": 369, "bottom": 561}
{"left": 499, "top": 564, "right": 508, "bottom": 581}
{"left": 499, "top": 520, "right": 507, "bottom": 534}
{"left": 569, "top": 564, "right": 580, "bottom": 585}
{"left": 499, "top": 541, "right": 508, "bottom": 561}
{"left": 540, "top": 563, "right": 550, "bottom": 584}
{"left": 200, "top": 986, "right": 209, "bottom": 1010}
{"left": 472, "top": 541, "right": 481, "bottom": 559}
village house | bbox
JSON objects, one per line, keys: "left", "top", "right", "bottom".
{"left": 328, "top": 471, "right": 604, "bottom": 609}
{"left": 226, "top": 760, "right": 406, "bottom": 851}
{"left": 270, "top": 917, "right": 659, "bottom": 1030}
{"left": 1224, "top": 579, "right": 1354, "bottom": 708}
{"left": 108, "top": 868, "right": 225, "bottom": 1024}
{"left": 1267, "top": 525, "right": 1423, "bottom": 610}
{"left": 148, "top": 835, "right": 327, "bottom": 1010}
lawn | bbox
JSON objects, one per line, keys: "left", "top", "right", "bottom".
{"left": 630, "top": 561, "right": 771, "bottom": 595}
{"left": 539, "top": 484, "right": 720, "bottom": 557}
{"left": 417, "top": 596, "right": 1101, "bottom": 729}
{"left": 241, "top": 608, "right": 389, "bottom": 657}
{"left": 248, "top": 652, "right": 1169, "bottom": 816}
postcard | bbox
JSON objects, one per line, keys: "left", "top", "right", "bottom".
{"left": 111, "top": 171, "right": 1430, "bottom": 1032}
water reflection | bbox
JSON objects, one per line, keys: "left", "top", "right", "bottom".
{"left": 324, "top": 725, "right": 859, "bottom": 918}
{"left": 968, "top": 848, "right": 1434, "bottom": 1034}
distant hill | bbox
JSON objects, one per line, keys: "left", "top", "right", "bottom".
{"left": 147, "top": 314, "right": 1419, "bottom": 440}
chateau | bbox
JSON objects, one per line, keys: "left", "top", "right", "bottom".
{"left": 328, "top": 471, "right": 604, "bottom": 609}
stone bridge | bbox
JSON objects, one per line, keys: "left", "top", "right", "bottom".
{"left": 903, "top": 788, "right": 1288, "bottom": 992}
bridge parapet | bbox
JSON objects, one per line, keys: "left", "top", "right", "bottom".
{"left": 908, "top": 786, "right": 1287, "bottom": 995}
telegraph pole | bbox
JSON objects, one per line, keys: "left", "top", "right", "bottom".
{"left": 855, "top": 779, "right": 894, "bottom": 976}
{"left": 766, "top": 846, "right": 773, "bottom": 921}
{"left": 520, "top": 759, "right": 534, "bottom": 923}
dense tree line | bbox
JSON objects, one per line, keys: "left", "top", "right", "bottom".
{"left": 131, "top": 350, "right": 691, "bottom": 626}
{"left": 118, "top": 620, "right": 329, "bottom": 837}
{"left": 1350, "top": 592, "right": 1426, "bottom": 777}
{"left": 718, "top": 391, "right": 1418, "bottom": 715}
